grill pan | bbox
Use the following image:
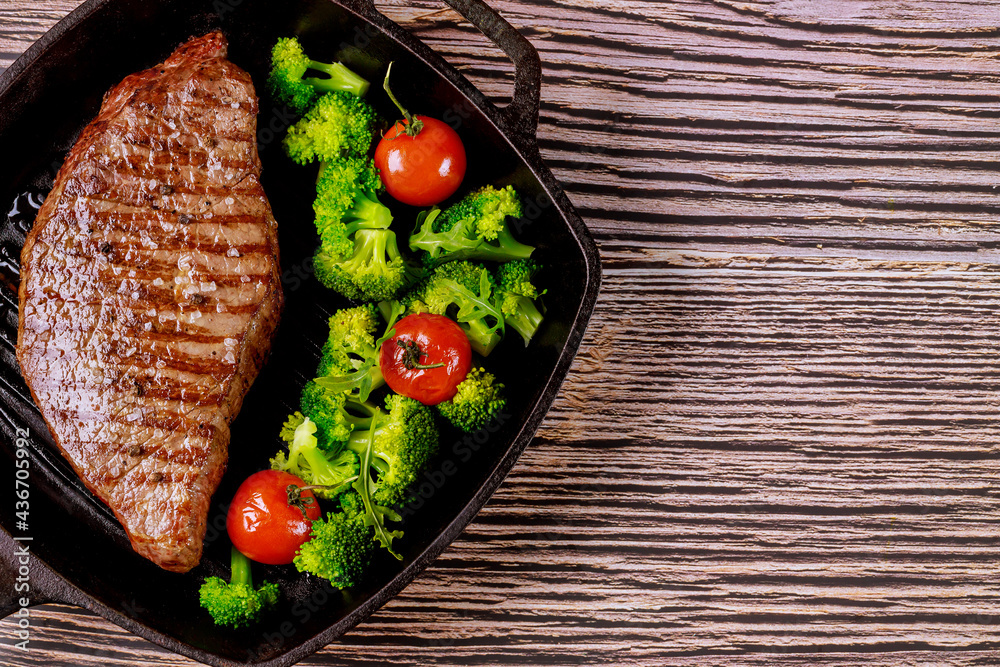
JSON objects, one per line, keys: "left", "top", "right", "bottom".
{"left": 0, "top": 0, "right": 601, "bottom": 665}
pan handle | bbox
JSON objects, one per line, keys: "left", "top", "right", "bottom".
{"left": 353, "top": 0, "right": 542, "bottom": 147}
{"left": 440, "top": 0, "right": 542, "bottom": 146}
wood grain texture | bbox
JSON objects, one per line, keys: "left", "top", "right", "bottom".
{"left": 3, "top": 0, "right": 1000, "bottom": 665}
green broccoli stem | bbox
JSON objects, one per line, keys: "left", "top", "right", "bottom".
{"left": 353, "top": 229, "right": 408, "bottom": 288}
{"left": 494, "top": 226, "right": 535, "bottom": 258}
{"left": 505, "top": 296, "right": 544, "bottom": 344}
{"left": 428, "top": 245, "right": 533, "bottom": 266}
{"left": 462, "top": 320, "right": 502, "bottom": 356}
{"left": 344, "top": 396, "right": 379, "bottom": 429}
{"left": 344, "top": 191, "right": 393, "bottom": 232}
{"left": 230, "top": 547, "right": 253, "bottom": 588}
{"left": 384, "top": 230, "right": 404, "bottom": 261}
{"left": 377, "top": 302, "right": 394, "bottom": 326}
{"left": 302, "top": 447, "right": 348, "bottom": 484}
{"left": 436, "top": 280, "right": 504, "bottom": 355}
{"left": 345, "top": 429, "right": 390, "bottom": 477}
{"left": 344, "top": 229, "right": 387, "bottom": 272}
{"left": 305, "top": 60, "right": 370, "bottom": 97}
{"left": 415, "top": 209, "right": 535, "bottom": 265}
{"left": 456, "top": 225, "right": 534, "bottom": 263}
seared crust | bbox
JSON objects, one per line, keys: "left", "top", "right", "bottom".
{"left": 16, "top": 32, "right": 282, "bottom": 573}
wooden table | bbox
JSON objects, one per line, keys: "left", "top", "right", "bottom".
{"left": 3, "top": 0, "right": 1000, "bottom": 665}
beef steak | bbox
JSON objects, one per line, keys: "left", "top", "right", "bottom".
{"left": 16, "top": 32, "right": 282, "bottom": 573}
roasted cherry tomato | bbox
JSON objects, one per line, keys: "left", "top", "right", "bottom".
{"left": 374, "top": 63, "right": 466, "bottom": 207}
{"left": 375, "top": 116, "right": 466, "bottom": 206}
{"left": 227, "top": 469, "right": 320, "bottom": 565}
{"left": 379, "top": 313, "right": 472, "bottom": 405}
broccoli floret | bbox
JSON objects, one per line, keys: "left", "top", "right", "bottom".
{"left": 297, "top": 383, "right": 356, "bottom": 447}
{"left": 405, "top": 261, "right": 504, "bottom": 356}
{"left": 296, "top": 302, "right": 401, "bottom": 457}
{"left": 347, "top": 394, "right": 439, "bottom": 507}
{"left": 267, "top": 37, "right": 370, "bottom": 114}
{"left": 293, "top": 495, "right": 374, "bottom": 589}
{"left": 339, "top": 488, "right": 365, "bottom": 517}
{"left": 437, "top": 367, "right": 507, "bottom": 432}
{"left": 309, "top": 305, "right": 390, "bottom": 404}
{"left": 314, "top": 229, "right": 413, "bottom": 302}
{"left": 299, "top": 369, "right": 381, "bottom": 446}
{"left": 316, "top": 304, "right": 382, "bottom": 376}
{"left": 494, "top": 259, "right": 544, "bottom": 345}
{"left": 314, "top": 157, "right": 392, "bottom": 256}
{"left": 301, "top": 373, "right": 380, "bottom": 448}
{"left": 310, "top": 157, "right": 415, "bottom": 302}
{"left": 199, "top": 547, "right": 278, "bottom": 629}
{"left": 271, "top": 414, "right": 361, "bottom": 498}
{"left": 409, "top": 185, "right": 534, "bottom": 264}
{"left": 335, "top": 394, "right": 439, "bottom": 559}
{"left": 283, "top": 91, "right": 378, "bottom": 165}
{"left": 296, "top": 304, "right": 387, "bottom": 444}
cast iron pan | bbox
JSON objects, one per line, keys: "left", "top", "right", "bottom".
{"left": 0, "top": 0, "right": 600, "bottom": 665}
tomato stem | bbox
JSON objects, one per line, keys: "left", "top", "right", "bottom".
{"left": 396, "top": 339, "right": 445, "bottom": 370}
{"left": 383, "top": 62, "right": 423, "bottom": 137}
{"left": 286, "top": 483, "right": 323, "bottom": 519}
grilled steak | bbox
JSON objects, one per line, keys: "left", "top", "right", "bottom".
{"left": 16, "top": 32, "right": 282, "bottom": 573}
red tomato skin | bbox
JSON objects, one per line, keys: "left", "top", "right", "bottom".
{"left": 226, "top": 469, "right": 320, "bottom": 565}
{"left": 374, "top": 116, "right": 466, "bottom": 207}
{"left": 379, "top": 313, "right": 472, "bottom": 405}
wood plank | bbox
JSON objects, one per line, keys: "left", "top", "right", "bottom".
{"left": 3, "top": 0, "right": 1000, "bottom": 665}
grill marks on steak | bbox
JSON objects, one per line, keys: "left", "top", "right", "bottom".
{"left": 16, "top": 32, "right": 282, "bottom": 573}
